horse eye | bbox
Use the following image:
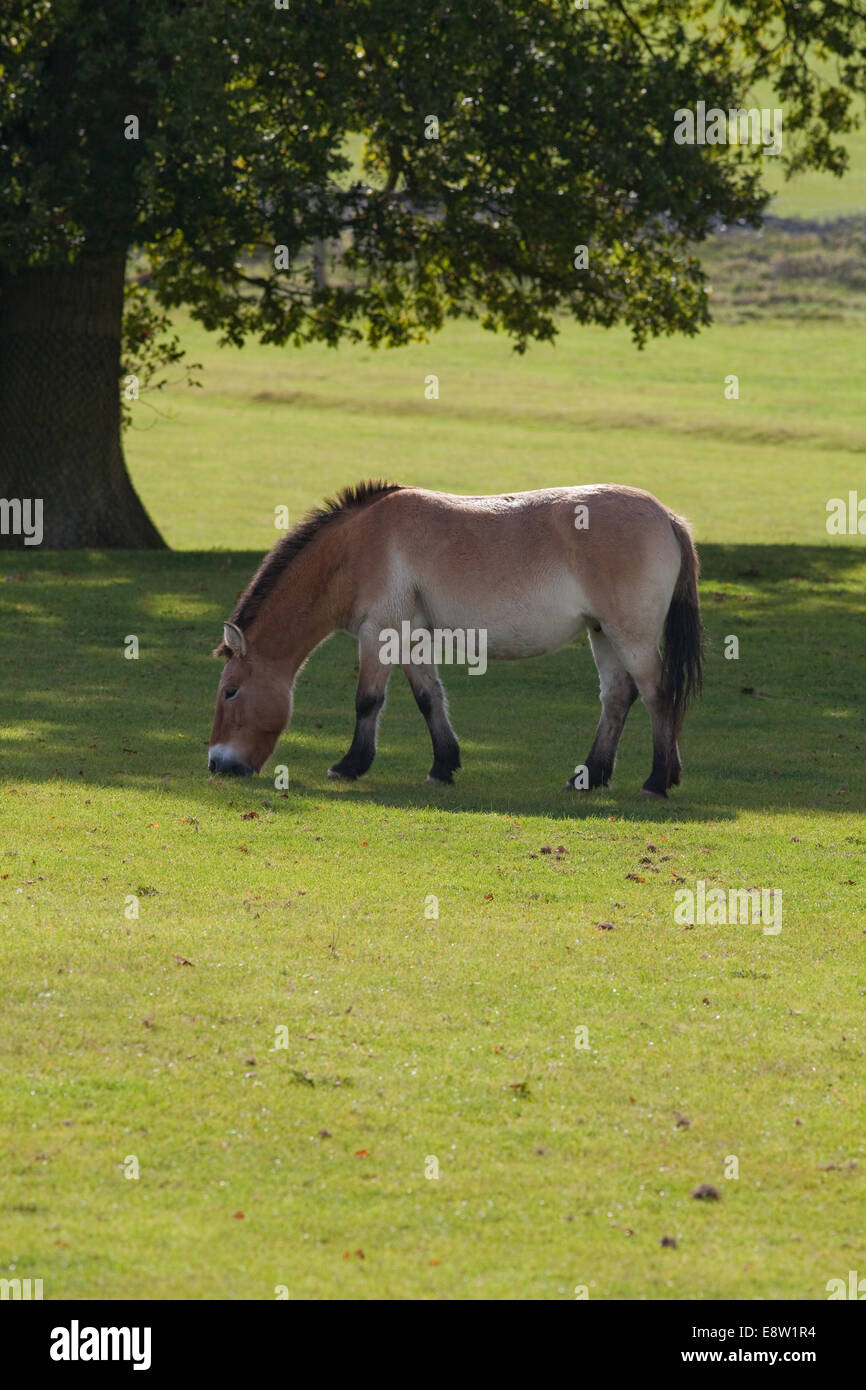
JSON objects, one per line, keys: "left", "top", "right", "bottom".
{"left": 224, "top": 687, "right": 239, "bottom": 700}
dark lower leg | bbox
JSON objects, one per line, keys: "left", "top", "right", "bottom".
{"left": 641, "top": 695, "right": 675, "bottom": 797}
{"left": 403, "top": 665, "right": 461, "bottom": 783}
{"left": 329, "top": 645, "right": 391, "bottom": 780}
{"left": 570, "top": 643, "right": 637, "bottom": 790}
{"left": 328, "top": 689, "right": 385, "bottom": 780}
{"left": 577, "top": 685, "right": 638, "bottom": 789}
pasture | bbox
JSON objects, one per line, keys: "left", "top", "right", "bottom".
{"left": 1, "top": 275, "right": 864, "bottom": 1297}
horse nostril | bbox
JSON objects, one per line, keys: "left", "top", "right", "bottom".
{"left": 208, "top": 757, "right": 216, "bottom": 773}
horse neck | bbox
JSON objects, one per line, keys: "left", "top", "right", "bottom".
{"left": 249, "top": 526, "right": 355, "bottom": 678}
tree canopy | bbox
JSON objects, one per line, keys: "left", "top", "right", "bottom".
{"left": 1, "top": 0, "right": 864, "bottom": 545}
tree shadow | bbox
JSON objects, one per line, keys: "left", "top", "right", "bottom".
{"left": 0, "top": 543, "right": 863, "bottom": 820}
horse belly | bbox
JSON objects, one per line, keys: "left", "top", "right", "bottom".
{"left": 420, "top": 575, "right": 589, "bottom": 660}
{"left": 485, "top": 613, "right": 586, "bottom": 659}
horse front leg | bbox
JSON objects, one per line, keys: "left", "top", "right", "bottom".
{"left": 402, "top": 661, "right": 461, "bottom": 784}
{"left": 327, "top": 636, "right": 392, "bottom": 782}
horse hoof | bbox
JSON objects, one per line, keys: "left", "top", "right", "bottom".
{"left": 640, "top": 787, "right": 667, "bottom": 800}
{"left": 327, "top": 766, "right": 354, "bottom": 781}
{"left": 426, "top": 772, "right": 454, "bottom": 785}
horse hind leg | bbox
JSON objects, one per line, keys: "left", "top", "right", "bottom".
{"left": 619, "top": 642, "right": 679, "bottom": 799}
{"left": 402, "top": 661, "right": 461, "bottom": 784}
{"left": 567, "top": 628, "right": 637, "bottom": 791}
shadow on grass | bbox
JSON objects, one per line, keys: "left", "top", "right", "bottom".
{"left": 0, "top": 544, "right": 863, "bottom": 819}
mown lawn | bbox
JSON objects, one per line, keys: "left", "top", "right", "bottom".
{"left": 125, "top": 313, "right": 864, "bottom": 553}
{"left": 1, "top": 301, "right": 864, "bottom": 1299}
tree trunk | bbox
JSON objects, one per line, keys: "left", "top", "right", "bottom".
{"left": 0, "top": 250, "right": 165, "bottom": 548}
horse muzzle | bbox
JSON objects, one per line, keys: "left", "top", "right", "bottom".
{"left": 208, "top": 746, "right": 254, "bottom": 776}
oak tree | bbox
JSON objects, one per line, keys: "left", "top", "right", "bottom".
{"left": 1, "top": 0, "right": 863, "bottom": 545}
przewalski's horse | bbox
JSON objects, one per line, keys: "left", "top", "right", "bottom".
{"left": 208, "top": 481, "right": 702, "bottom": 797}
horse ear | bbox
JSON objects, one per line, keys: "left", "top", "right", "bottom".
{"left": 223, "top": 622, "right": 246, "bottom": 657}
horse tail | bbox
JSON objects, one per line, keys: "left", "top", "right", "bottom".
{"left": 662, "top": 513, "right": 703, "bottom": 741}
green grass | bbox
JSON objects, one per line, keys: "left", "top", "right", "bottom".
{"left": 124, "top": 313, "right": 865, "bottom": 554}
{"left": 752, "top": 72, "right": 866, "bottom": 220}
{"left": 766, "top": 156, "right": 866, "bottom": 221}
{"left": 2, "top": 303, "right": 866, "bottom": 1297}
{"left": 4, "top": 99, "right": 866, "bottom": 1293}
{"left": 699, "top": 218, "right": 866, "bottom": 322}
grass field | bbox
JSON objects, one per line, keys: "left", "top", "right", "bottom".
{"left": 2, "top": 307, "right": 864, "bottom": 1299}
{"left": 2, "top": 117, "right": 866, "bottom": 1298}
{"left": 124, "top": 312, "right": 865, "bottom": 552}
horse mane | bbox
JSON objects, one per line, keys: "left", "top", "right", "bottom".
{"left": 215, "top": 479, "right": 403, "bottom": 653}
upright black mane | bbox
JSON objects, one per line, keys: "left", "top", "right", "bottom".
{"left": 225, "top": 479, "right": 402, "bottom": 638}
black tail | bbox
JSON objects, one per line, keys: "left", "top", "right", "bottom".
{"left": 662, "top": 514, "right": 703, "bottom": 739}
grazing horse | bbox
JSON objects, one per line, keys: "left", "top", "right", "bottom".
{"left": 208, "top": 481, "right": 702, "bottom": 797}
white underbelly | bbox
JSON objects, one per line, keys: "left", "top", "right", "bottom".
{"left": 417, "top": 578, "right": 590, "bottom": 660}
{"left": 483, "top": 615, "right": 587, "bottom": 659}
